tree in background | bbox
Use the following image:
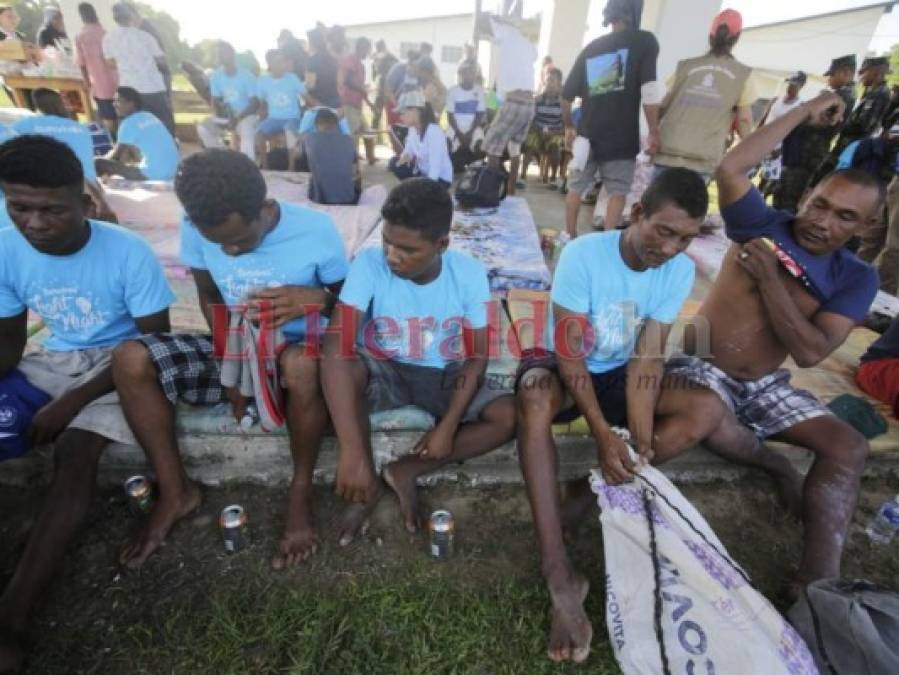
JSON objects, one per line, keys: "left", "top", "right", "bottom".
{"left": 889, "top": 44, "right": 899, "bottom": 87}
{"left": 11, "top": 0, "right": 54, "bottom": 41}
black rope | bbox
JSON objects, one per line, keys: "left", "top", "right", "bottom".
{"left": 643, "top": 485, "right": 673, "bottom": 675}
{"left": 636, "top": 472, "right": 751, "bottom": 586}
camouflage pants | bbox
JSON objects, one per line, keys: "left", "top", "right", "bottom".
{"left": 773, "top": 167, "right": 812, "bottom": 213}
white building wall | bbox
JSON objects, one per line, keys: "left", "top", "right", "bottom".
{"left": 734, "top": 5, "right": 891, "bottom": 94}
{"left": 344, "top": 14, "right": 475, "bottom": 88}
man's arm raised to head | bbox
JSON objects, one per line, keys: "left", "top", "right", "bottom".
{"left": 716, "top": 91, "right": 846, "bottom": 209}
{"left": 626, "top": 319, "right": 672, "bottom": 463}
{"left": 0, "top": 310, "right": 27, "bottom": 379}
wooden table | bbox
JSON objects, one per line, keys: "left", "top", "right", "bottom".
{"left": 2, "top": 74, "right": 94, "bottom": 121}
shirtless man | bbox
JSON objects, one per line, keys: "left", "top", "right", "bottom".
{"left": 654, "top": 91, "right": 882, "bottom": 596}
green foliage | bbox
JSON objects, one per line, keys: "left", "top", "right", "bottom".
{"left": 889, "top": 44, "right": 899, "bottom": 87}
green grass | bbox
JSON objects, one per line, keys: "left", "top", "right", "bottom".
{"left": 31, "top": 569, "right": 620, "bottom": 674}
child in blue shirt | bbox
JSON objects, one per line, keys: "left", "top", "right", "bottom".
{"left": 256, "top": 48, "right": 306, "bottom": 166}
{"left": 95, "top": 87, "right": 179, "bottom": 181}
{"left": 112, "top": 149, "right": 349, "bottom": 573}
{"left": 322, "top": 178, "right": 515, "bottom": 540}
{"left": 0, "top": 136, "right": 173, "bottom": 666}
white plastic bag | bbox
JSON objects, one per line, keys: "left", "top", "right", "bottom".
{"left": 591, "top": 461, "right": 818, "bottom": 675}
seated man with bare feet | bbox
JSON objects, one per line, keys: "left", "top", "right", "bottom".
{"left": 653, "top": 91, "right": 881, "bottom": 599}
{"left": 112, "top": 149, "right": 348, "bottom": 571}
{"left": 515, "top": 167, "right": 707, "bottom": 664}
{"left": 322, "top": 178, "right": 516, "bottom": 541}
{"left": 0, "top": 136, "right": 173, "bottom": 673}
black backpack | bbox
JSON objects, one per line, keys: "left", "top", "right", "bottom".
{"left": 454, "top": 161, "right": 507, "bottom": 210}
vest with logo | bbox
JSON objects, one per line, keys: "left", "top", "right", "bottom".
{"left": 656, "top": 54, "right": 752, "bottom": 175}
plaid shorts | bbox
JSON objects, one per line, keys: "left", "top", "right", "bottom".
{"left": 483, "top": 96, "right": 536, "bottom": 157}
{"left": 665, "top": 353, "right": 830, "bottom": 438}
{"left": 137, "top": 333, "right": 225, "bottom": 406}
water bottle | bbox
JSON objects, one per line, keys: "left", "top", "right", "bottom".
{"left": 865, "top": 495, "right": 899, "bottom": 545}
{"left": 239, "top": 403, "right": 259, "bottom": 432}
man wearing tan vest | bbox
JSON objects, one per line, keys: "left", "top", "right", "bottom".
{"left": 653, "top": 9, "right": 757, "bottom": 182}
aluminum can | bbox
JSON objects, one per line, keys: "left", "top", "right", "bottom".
{"left": 124, "top": 475, "right": 154, "bottom": 515}
{"left": 220, "top": 504, "right": 249, "bottom": 553}
{"left": 428, "top": 509, "right": 455, "bottom": 560}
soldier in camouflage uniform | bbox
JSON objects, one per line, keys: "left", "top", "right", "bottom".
{"left": 811, "top": 56, "right": 891, "bottom": 186}
{"left": 774, "top": 55, "right": 857, "bottom": 212}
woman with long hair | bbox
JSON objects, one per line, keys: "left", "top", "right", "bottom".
{"left": 389, "top": 89, "right": 453, "bottom": 186}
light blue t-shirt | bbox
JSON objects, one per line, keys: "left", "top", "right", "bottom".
{"left": 298, "top": 108, "right": 351, "bottom": 136}
{"left": 180, "top": 200, "right": 348, "bottom": 342}
{"left": 339, "top": 248, "right": 491, "bottom": 369}
{"left": 0, "top": 222, "right": 175, "bottom": 351}
{"left": 210, "top": 67, "right": 258, "bottom": 116}
{"left": 13, "top": 115, "right": 97, "bottom": 181}
{"left": 0, "top": 124, "right": 16, "bottom": 145}
{"left": 257, "top": 73, "right": 305, "bottom": 120}
{"left": 117, "top": 111, "right": 179, "bottom": 181}
{"left": 549, "top": 231, "right": 695, "bottom": 374}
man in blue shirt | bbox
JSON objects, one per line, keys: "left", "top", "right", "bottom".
{"left": 13, "top": 88, "right": 117, "bottom": 222}
{"left": 654, "top": 92, "right": 882, "bottom": 599}
{"left": 515, "top": 167, "right": 706, "bottom": 664}
{"left": 322, "top": 179, "right": 515, "bottom": 541}
{"left": 305, "top": 108, "right": 360, "bottom": 205}
{"left": 255, "top": 48, "right": 306, "bottom": 168}
{"left": 196, "top": 41, "right": 259, "bottom": 161}
{"left": 95, "top": 86, "right": 179, "bottom": 181}
{"left": 0, "top": 136, "right": 173, "bottom": 670}
{"left": 112, "top": 149, "right": 349, "bottom": 572}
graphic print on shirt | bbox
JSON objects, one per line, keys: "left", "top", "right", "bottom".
{"left": 27, "top": 282, "right": 110, "bottom": 336}
{"left": 586, "top": 49, "right": 629, "bottom": 96}
{"left": 589, "top": 301, "right": 640, "bottom": 359}
{"left": 218, "top": 268, "right": 290, "bottom": 306}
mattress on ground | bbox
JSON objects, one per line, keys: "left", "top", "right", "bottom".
{"left": 359, "top": 195, "right": 551, "bottom": 294}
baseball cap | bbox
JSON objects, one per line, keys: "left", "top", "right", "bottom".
{"left": 824, "top": 55, "right": 856, "bottom": 77}
{"left": 786, "top": 71, "right": 807, "bottom": 85}
{"left": 710, "top": 8, "right": 742, "bottom": 37}
{"left": 0, "top": 369, "right": 52, "bottom": 462}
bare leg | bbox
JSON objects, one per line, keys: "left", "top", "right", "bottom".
{"left": 112, "top": 341, "right": 202, "bottom": 569}
{"left": 321, "top": 354, "right": 383, "bottom": 547}
{"left": 272, "top": 346, "right": 329, "bottom": 569}
{"left": 654, "top": 385, "right": 803, "bottom": 517}
{"left": 383, "top": 396, "right": 515, "bottom": 532}
{"left": 771, "top": 417, "right": 868, "bottom": 587}
{"left": 604, "top": 193, "right": 627, "bottom": 231}
{"left": 508, "top": 155, "right": 521, "bottom": 195}
{"left": 516, "top": 369, "right": 592, "bottom": 664}
{"left": 565, "top": 189, "right": 582, "bottom": 239}
{"left": 0, "top": 430, "right": 107, "bottom": 671}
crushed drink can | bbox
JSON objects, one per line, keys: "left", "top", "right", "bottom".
{"left": 220, "top": 504, "right": 249, "bottom": 553}
{"left": 539, "top": 228, "right": 557, "bottom": 259}
{"left": 429, "top": 509, "right": 455, "bottom": 560}
{"left": 124, "top": 475, "right": 154, "bottom": 515}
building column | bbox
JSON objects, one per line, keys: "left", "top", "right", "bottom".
{"left": 537, "top": 0, "right": 590, "bottom": 79}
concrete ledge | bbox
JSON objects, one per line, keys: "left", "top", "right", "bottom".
{"left": 3, "top": 429, "right": 898, "bottom": 489}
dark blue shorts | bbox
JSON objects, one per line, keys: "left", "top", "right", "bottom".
{"left": 515, "top": 348, "right": 628, "bottom": 426}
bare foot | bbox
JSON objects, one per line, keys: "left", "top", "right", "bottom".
{"left": 119, "top": 481, "right": 202, "bottom": 569}
{"left": 0, "top": 626, "right": 24, "bottom": 675}
{"left": 271, "top": 483, "right": 319, "bottom": 570}
{"left": 383, "top": 460, "right": 422, "bottom": 533}
{"left": 335, "top": 484, "right": 383, "bottom": 547}
{"left": 546, "top": 567, "right": 593, "bottom": 663}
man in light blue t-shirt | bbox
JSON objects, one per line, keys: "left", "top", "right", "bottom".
{"left": 112, "top": 149, "right": 348, "bottom": 573}
{"left": 256, "top": 48, "right": 306, "bottom": 166}
{"left": 322, "top": 178, "right": 515, "bottom": 542}
{"left": 0, "top": 136, "right": 173, "bottom": 667}
{"left": 12, "top": 89, "right": 119, "bottom": 222}
{"left": 95, "top": 86, "right": 179, "bottom": 181}
{"left": 515, "top": 168, "right": 706, "bottom": 664}
{"left": 197, "top": 41, "right": 260, "bottom": 161}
